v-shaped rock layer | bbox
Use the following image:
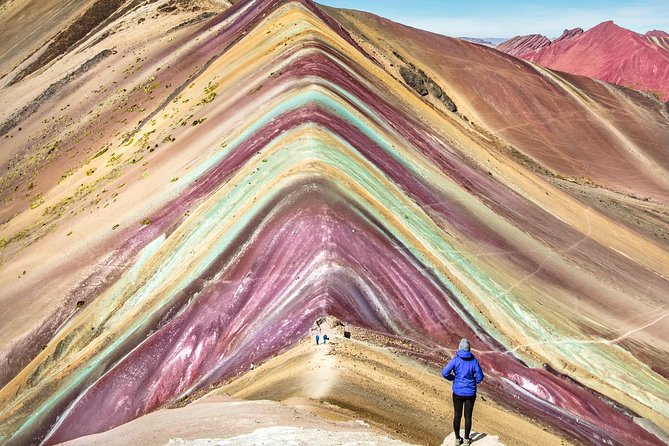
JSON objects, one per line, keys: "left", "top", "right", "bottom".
{"left": 0, "top": 0, "right": 668, "bottom": 445}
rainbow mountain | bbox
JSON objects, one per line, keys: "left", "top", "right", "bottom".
{"left": 0, "top": 0, "right": 668, "bottom": 445}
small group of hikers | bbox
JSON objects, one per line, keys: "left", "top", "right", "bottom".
{"left": 442, "top": 338, "right": 484, "bottom": 445}
{"left": 315, "top": 334, "right": 329, "bottom": 345}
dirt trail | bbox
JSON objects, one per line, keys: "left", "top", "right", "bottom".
{"left": 215, "top": 320, "right": 574, "bottom": 446}
{"left": 305, "top": 340, "right": 339, "bottom": 399}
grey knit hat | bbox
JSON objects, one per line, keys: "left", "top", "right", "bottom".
{"left": 458, "top": 338, "right": 470, "bottom": 352}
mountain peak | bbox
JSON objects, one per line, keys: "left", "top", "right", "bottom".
{"left": 553, "top": 27, "right": 583, "bottom": 43}
{"left": 589, "top": 20, "right": 629, "bottom": 34}
{"left": 646, "top": 29, "right": 669, "bottom": 38}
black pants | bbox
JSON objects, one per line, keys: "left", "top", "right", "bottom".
{"left": 452, "top": 393, "right": 476, "bottom": 439}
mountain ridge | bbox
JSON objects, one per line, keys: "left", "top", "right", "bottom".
{"left": 498, "top": 21, "right": 669, "bottom": 100}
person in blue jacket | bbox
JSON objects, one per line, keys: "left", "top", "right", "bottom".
{"left": 442, "top": 338, "right": 484, "bottom": 446}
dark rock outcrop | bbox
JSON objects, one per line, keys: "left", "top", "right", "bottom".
{"left": 168, "top": 11, "right": 218, "bottom": 33}
{"left": 399, "top": 66, "right": 428, "bottom": 96}
{"left": 399, "top": 65, "right": 457, "bottom": 112}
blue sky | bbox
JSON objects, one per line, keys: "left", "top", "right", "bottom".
{"left": 317, "top": 0, "right": 669, "bottom": 38}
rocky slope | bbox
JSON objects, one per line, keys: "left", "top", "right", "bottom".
{"left": 0, "top": 1, "right": 668, "bottom": 445}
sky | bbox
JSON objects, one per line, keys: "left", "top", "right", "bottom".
{"left": 317, "top": 0, "right": 669, "bottom": 39}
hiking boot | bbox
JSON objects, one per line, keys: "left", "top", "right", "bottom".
{"left": 463, "top": 439, "right": 472, "bottom": 445}
{"left": 454, "top": 438, "right": 463, "bottom": 446}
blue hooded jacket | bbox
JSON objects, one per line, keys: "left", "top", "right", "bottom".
{"left": 442, "top": 350, "right": 484, "bottom": 397}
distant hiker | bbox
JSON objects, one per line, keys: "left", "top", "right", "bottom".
{"left": 316, "top": 334, "right": 320, "bottom": 345}
{"left": 442, "top": 338, "right": 484, "bottom": 446}
{"left": 249, "top": 363, "right": 255, "bottom": 371}
{"left": 323, "top": 334, "right": 329, "bottom": 344}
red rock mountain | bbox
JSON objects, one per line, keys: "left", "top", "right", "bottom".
{"left": 498, "top": 21, "right": 669, "bottom": 100}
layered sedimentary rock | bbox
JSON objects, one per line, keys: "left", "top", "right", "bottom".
{"left": 498, "top": 21, "right": 669, "bottom": 100}
{"left": 496, "top": 33, "right": 551, "bottom": 55}
{"left": 0, "top": 1, "right": 668, "bottom": 446}
{"left": 645, "top": 30, "right": 669, "bottom": 51}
